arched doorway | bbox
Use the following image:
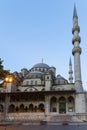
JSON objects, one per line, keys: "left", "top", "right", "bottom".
{"left": 50, "top": 96, "right": 57, "bottom": 112}
{"left": 59, "top": 97, "right": 66, "bottom": 113}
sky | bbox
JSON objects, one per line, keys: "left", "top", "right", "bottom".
{"left": 0, "top": 0, "right": 87, "bottom": 90}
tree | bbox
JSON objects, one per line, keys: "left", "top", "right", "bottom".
{"left": 0, "top": 58, "right": 10, "bottom": 80}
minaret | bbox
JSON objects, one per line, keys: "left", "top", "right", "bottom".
{"left": 72, "top": 4, "right": 83, "bottom": 92}
{"left": 69, "top": 57, "right": 73, "bottom": 83}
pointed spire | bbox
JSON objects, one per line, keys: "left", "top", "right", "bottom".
{"left": 42, "top": 58, "right": 43, "bottom": 63}
{"left": 73, "top": 4, "right": 78, "bottom": 18}
{"left": 69, "top": 57, "right": 72, "bottom": 66}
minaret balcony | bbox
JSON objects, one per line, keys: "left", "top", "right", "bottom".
{"left": 69, "top": 77, "right": 73, "bottom": 80}
{"left": 72, "top": 46, "right": 82, "bottom": 55}
{"left": 72, "top": 35, "right": 81, "bottom": 44}
{"left": 69, "top": 70, "right": 73, "bottom": 74}
{"left": 72, "top": 26, "right": 80, "bottom": 34}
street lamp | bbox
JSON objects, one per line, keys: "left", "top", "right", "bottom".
{"left": 5, "top": 76, "right": 13, "bottom": 83}
{"left": 3, "top": 75, "right": 13, "bottom": 122}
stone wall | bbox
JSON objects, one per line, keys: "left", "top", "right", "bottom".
{"left": 75, "top": 93, "right": 86, "bottom": 113}
{"left": 0, "top": 112, "right": 87, "bottom": 122}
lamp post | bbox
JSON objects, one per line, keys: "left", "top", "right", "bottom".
{"left": 3, "top": 75, "right": 13, "bottom": 122}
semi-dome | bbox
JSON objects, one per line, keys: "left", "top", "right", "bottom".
{"left": 33, "top": 63, "right": 50, "bottom": 69}
{"left": 25, "top": 71, "right": 44, "bottom": 79}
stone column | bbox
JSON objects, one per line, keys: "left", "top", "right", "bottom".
{"left": 75, "top": 93, "right": 86, "bottom": 113}
{"left": 57, "top": 102, "right": 59, "bottom": 113}
{"left": 45, "top": 95, "right": 50, "bottom": 115}
{"left": 66, "top": 102, "right": 68, "bottom": 114}
{"left": 4, "top": 93, "right": 10, "bottom": 121}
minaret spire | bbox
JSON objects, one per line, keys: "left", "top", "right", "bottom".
{"left": 69, "top": 57, "right": 72, "bottom": 66}
{"left": 69, "top": 57, "right": 73, "bottom": 83}
{"left": 73, "top": 4, "right": 78, "bottom": 18}
{"left": 72, "top": 5, "right": 83, "bottom": 92}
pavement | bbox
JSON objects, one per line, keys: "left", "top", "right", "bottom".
{"left": 0, "top": 121, "right": 87, "bottom": 130}
{"left": 1, "top": 124, "right": 87, "bottom": 130}
{"left": 0, "top": 121, "right": 87, "bottom": 125}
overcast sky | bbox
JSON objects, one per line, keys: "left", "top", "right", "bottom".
{"left": 0, "top": 0, "right": 87, "bottom": 90}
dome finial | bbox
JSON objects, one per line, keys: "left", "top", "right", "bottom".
{"left": 42, "top": 58, "right": 43, "bottom": 63}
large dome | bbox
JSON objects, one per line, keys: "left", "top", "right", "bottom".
{"left": 33, "top": 63, "right": 50, "bottom": 69}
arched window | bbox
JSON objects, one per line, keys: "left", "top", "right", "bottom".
{"left": 59, "top": 96, "right": 66, "bottom": 113}
{"left": 0, "top": 96, "right": 5, "bottom": 102}
{"left": 35, "top": 81, "right": 37, "bottom": 85}
{"left": 0, "top": 104, "right": 3, "bottom": 112}
{"left": 35, "top": 68, "right": 37, "bottom": 71}
{"left": 29, "top": 104, "right": 33, "bottom": 111}
{"left": 26, "top": 81, "right": 29, "bottom": 85}
{"left": 50, "top": 96, "right": 57, "bottom": 112}
{"left": 9, "top": 104, "right": 15, "bottom": 112}
{"left": 15, "top": 106, "right": 19, "bottom": 112}
{"left": 33, "top": 106, "right": 37, "bottom": 112}
{"left": 20, "top": 104, "right": 24, "bottom": 111}
{"left": 25, "top": 106, "right": 28, "bottom": 112}
{"left": 51, "top": 96, "right": 57, "bottom": 103}
{"left": 68, "top": 96, "right": 75, "bottom": 112}
{"left": 68, "top": 96, "right": 74, "bottom": 103}
{"left": 31, "top": 80, "right": 33, "bottom": 85}
{"left": 38, "top": 103, "right": 44, "bottom": 112}
{"left": 10, "top": 95, "right": 16, "bottom": 102}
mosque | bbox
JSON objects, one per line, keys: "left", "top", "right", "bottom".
{"left": 0, "top": 5, "right": 87, "bottom": 122}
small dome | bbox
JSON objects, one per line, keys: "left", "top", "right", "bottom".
{"left": 33, "top": 63, "right": 50, "bottom": 69}
{"left": 55, "top": 74, "right": 68, "bottom": 84}
{"left": 57, "top": 75, "right": 64, "bottom": 79}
